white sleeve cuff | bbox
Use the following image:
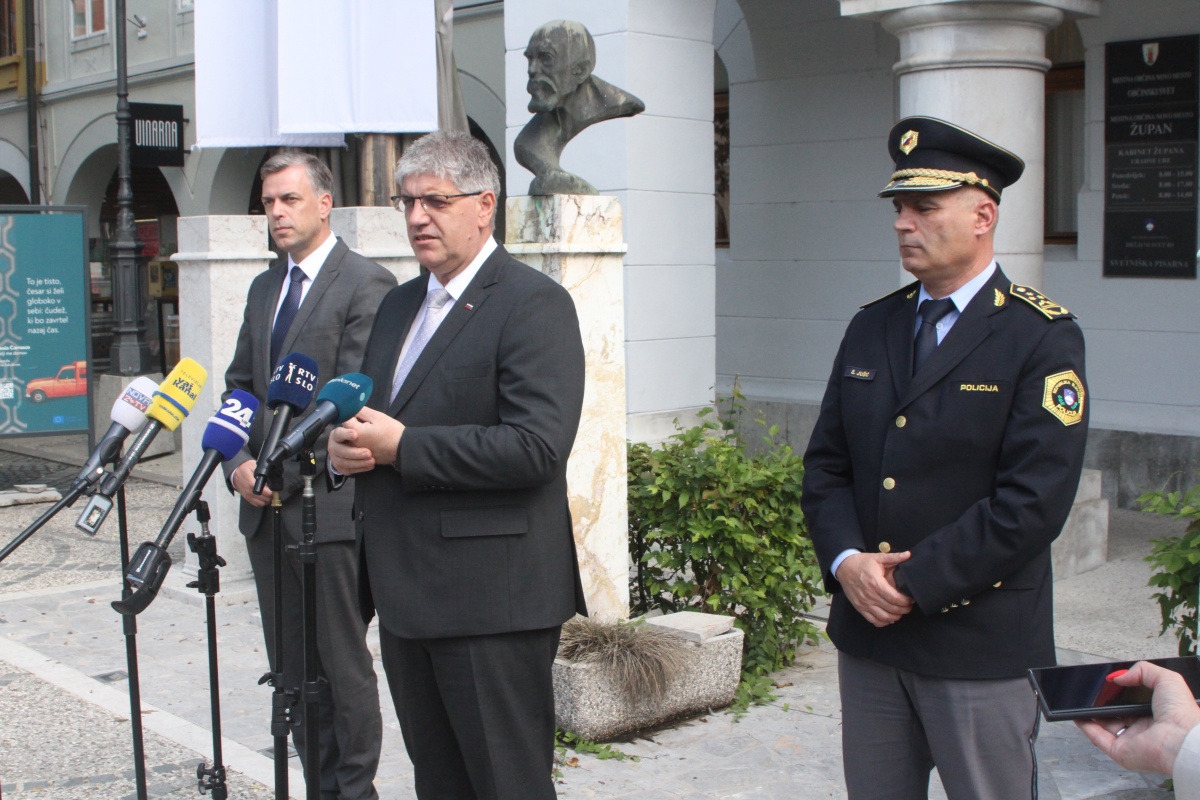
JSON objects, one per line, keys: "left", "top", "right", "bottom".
{"left": 1173, "top": 724, "right": 1200, "bottom": 800}
{"left": 831, "top": 548, "right": 862, "bottom": 580}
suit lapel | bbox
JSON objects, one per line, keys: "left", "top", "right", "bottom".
{"left": 899, "top": 268, "right": 1009, "bottom": 408}
{"left": 885, "top": 298, "right": 916, "bottom": 400}
{"left": 387, "top": 248, "right": 506, "bottom": 416}
{"left": 259, "top": 260, "right": 289, "bottom": 378}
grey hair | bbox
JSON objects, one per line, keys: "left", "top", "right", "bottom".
{"left": 260, "top": 151, "right": 335, "bottom": 199}
{"left": 394, "top": 131, "right": 500, "bottom": 199}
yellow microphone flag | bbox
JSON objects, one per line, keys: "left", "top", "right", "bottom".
{"left": 147, "top": 357, "right": 207, "bottom": 431}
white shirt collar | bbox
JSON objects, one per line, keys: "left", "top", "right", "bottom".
{"left": 427, "top": 235, "right": 498, "bottom": 300}
{"left": 287, "top": 230, "right": 338, "bottom": 282}
{"left": 918, "top": 260, "right": 997, "bottom": 312}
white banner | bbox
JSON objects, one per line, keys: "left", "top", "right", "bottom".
{"left": 277, "top": 0, "right": 438, "bottom": 134}
{"left": 195, "top": 1, "right": 438, "bottom": 147}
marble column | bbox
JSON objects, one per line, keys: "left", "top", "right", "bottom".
{"left": 841, "top": 0, "right": 1101, "bottom": 289}
{"left": 168, "top": 215, "right": 275, "bottom": 600}
{"left": 330, "top": 206, "right": 420, "bottom": 284}
{"left": 507, "top": 194, "right": 630, "bottom": 620}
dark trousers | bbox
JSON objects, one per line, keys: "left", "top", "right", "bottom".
{"left": 248, "top": 531, "right": 382, "bottom": 800}
{"left": 378, "top": 624, "right": 562, "bottom": 800}
{"left": 838, "top": 651, "right": 1040, "bottom": 800}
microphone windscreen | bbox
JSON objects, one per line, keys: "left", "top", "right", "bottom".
{"left": 147, "top": 358, "right": 208, "bottom": 431}
{"left": 202, "top": 389, "right": 260, "bottom": 460}
{"left": 267, "top": 353, "right": 318, "bottom": 411}
{"left": 111, "top": 376, "right": 157, "bottom": 431}
{"left": 316, "top": 373, "right": 373, "bottom": 424}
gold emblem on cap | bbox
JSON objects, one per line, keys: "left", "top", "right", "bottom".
{"left": 900, "top": 130, "right": 919, "bottom": 155}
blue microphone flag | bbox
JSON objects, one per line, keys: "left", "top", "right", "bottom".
{"left": 316, "top": 373, "right": 374, "bottom": 424}
{"left": 202, "top": 389, "right": 260, "bottom": 460}
{"left": 267, "top": 352, "right": 318, "bottom": 410}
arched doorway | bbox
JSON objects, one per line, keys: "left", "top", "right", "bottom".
{"left": 88, "top": 163, "right": 182, "bottom": 373}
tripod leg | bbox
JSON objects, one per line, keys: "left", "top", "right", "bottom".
{"left": 116, "top": 485, "right": 149, "bottom": 800}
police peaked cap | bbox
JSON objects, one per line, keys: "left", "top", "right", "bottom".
{"left": 879, "top": 116, "right": 1025, "bottom": 202}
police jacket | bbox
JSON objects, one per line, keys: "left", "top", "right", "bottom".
{"left": 802, "top": 266, "right": 1088, "bottom": 679}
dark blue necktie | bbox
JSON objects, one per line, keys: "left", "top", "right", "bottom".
{"left": 912, "top": 298, "right": 955, "bottom": 375}
{"left": 270, "top": 266, "right": 305, "bottom": 368}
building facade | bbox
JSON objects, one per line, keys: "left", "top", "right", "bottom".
{"left": 0, "top": 0, "right": 1194, "bottom": 507}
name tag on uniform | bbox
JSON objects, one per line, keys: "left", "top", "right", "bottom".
{"left": 958, "top": 381, "right": 1010, "bottom": 393}
{"left": 844, "top": 367, "right": 876, "bottom": 380}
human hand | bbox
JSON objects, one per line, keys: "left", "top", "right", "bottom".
{"left": 835, "top": 551, "right": 915, "bottom": 627}
{"left": 1076, "top": 661, "right": 1200, "bottom": 776}
{"left": 231, "top": 460, "right": 270, "bottom": 507}
{"left": 329, "top": 407, "right": 404, "bottom": 475}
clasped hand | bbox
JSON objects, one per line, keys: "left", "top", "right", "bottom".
{"left": 836, "top": 551, "right": 915, "bottom": 627}
{"left": 328, "top": 406, "right": 404, "bottom": 475}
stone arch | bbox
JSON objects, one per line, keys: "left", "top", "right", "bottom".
{"left": 0, "top": 139, "right": 30, "bottom": 201}
{"left": 714, "top": 0, "right": 757, "bottom": 84}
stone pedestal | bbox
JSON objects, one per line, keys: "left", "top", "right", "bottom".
{"left": 330, "top": 206, "right": 421, "bottom": 284}
{"left": 553, "top": 612, "right": 743, "bottom": 741}
{"left": 168, "top": 216, "right": 275, "bottom": 601}
{"left": 506, "top": 195, "right": 629, "bottom": 620}
{"left": 1053, "top": 468, "right": 1109, "bottom": 578}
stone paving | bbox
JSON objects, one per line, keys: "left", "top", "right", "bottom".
{"left": 0, "top": 443, "right": 1188, "bottom": 799}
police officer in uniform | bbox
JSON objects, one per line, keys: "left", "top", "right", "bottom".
{"left": 802, "top": 116, "right": 1089, "bottom": 799}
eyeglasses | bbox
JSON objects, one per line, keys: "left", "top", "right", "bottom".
{"left": 390, "top": 192, "right": 484, "bottom": 213}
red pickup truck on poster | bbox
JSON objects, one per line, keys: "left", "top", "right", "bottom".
{"left": 26, "top": 360, "right": 88, "bottom": 403}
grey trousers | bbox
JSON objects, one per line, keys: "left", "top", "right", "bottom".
{"left": 838, "top": 651, "right": 1040, "bottom": 800}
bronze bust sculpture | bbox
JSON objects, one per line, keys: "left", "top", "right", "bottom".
{"left": 514, "top": 20, "right": 645, "bottom": 195}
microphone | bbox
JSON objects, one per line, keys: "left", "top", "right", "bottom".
{"left": 251, "top": 352, "right": 318, "bottom": 495}
{"left": 113, "top": 389, "right": 260, "bottom": 616}
{"left": 259, "top": 373, "right": 373, "bottom": 472}
{"left": 75, "top": 358, "right": 208, "bottom": 536}
{"left": 72, "top": 376, "right": 158, "bottom": 491}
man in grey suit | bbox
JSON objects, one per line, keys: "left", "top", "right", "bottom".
{"left": 223, "top": 152, "right": 395, "bottom": 800}
{"left": 328, "top": 130, "right": 587, "bottom": 799}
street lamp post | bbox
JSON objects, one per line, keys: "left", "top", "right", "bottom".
{"left": 108, "top": 0, "right": 150, "bottom": 375}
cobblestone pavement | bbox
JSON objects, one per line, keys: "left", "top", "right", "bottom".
{"left": 0, "top": 445, "right": 1187, "bottom": 799}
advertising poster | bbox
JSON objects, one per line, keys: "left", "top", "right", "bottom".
{"left": 1104, "top": 34, "right": 1199, "bottom": 278}
{"left": 0, "top": 208, "right": 92, "bottom": 437}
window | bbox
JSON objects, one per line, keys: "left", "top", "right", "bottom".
{"left": 0, "top": 0, "right": 16, "bottom": 58}
{"left": 1044, "top": 21, "right": 1085, "bottom": 245}
{"left": 72, "top": 0, "right": 106, "bottom": 39}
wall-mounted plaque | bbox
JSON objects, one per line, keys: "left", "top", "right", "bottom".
{"left": 1104, "top": 34, "right": 1198, "bottom": 278}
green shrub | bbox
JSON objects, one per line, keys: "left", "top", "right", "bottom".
{"left": 1140, "top": 480, "right": 1200, "bottom": 656}
{"left": 627, "top": 397, "right": 824, "bottom": 700}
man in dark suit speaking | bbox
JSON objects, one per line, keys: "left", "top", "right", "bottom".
{"left": 223, "top": 152, "right": 395, "bottom": 799}
{"left": 802, "top": 117, "right": 1089, "bottom": 799}
{"left": 328, "top": 130, "right": 587, "bottom": 799}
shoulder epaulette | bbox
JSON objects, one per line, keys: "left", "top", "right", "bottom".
{"left": 862, "top": 281, "right": 921, "bottom": 309}
{"left": 1009, "top": 283, "right": 1075, "bottom": 320}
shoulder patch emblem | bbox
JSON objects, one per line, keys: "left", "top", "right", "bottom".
{"left": 1042, "top": 370, "right": 1085, "bottom": 426}
{"left": 1011, "top": 283, "right": 1071, "bottom": 319}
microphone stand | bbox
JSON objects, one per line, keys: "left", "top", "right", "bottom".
{"left": 0, "top": 478, "right": 94, "bottom": 563}
{"left": 257, "top": 457, "right": 294, "bottom": 800}
{"left": 116, "top": 482, "right": 150, "bottom": 800}
{"left": 186, "top": 500, "right": 229, "bottom": 800}
{"left": 296, "top": 450, "right": 321, "bottom": 800}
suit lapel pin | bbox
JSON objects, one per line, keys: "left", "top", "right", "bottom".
{"left": 464, "top": 303, "right": 474, "bottom": 311}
